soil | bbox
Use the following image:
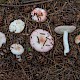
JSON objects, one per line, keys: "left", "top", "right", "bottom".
{"left": 0, "top": 0, "right": 80, "bottom": 80}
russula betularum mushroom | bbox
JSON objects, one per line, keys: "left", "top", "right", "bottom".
{"left": 30, "top": 29, "right": 54, "bottom": 52}
{"left": 75, "top": 35, "right": 80, "bottom": 44}
{"left": 0, "top": 32, "right": 6, "bottom": 48}
{"left": 54, "top": 26, "right": 76, "bottom": 55}
{"left": 10, "top": 43, "right": 24, "bottom": 61}
{"left": 31, "top": 8, "right": 47, "bottom": 22}
{"left": 9, "top": 19, "right": 25, "bottom": 33}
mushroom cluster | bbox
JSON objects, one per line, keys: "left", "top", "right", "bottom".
{"left": 30, "top": 29, "right": 54, "bottom": 52}
{"left": 0, "top": 6, "right": 77, "bottom": 62}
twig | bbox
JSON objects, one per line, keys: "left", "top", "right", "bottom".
{"left": 0, "top": 0, "right": 53, "bottom": 7}
{"left": 39, "top": 53, "right": 54, "bottom": 63}
{"left": 17, "top": 62, "right": 28, "bottom": 80}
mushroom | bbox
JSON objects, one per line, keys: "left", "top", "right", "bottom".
{"left": 75, "top": 35, "right": 80, "bottom": 44}
{"left": 10, "top": 43, "right": 24, "bottom": 61}
{"left": 54, "top": 26, "right": 76, "bottom": 55}
{"left": 0, "top": 32, "right": 6, "bottom": 48}
{"left": 31, "top": 8, "right": 47, "bottom": 22}
{"left": 30, "top": 29, "right": 54, "bottom": 52}
{"left": 9, "top": 19, "right": 25, "bottom": 33}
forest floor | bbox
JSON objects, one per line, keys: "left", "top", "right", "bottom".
{"left": 0, "top": 0, "right": 80, "bottom": 80}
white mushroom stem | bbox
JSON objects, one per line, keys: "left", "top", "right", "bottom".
{"left": 16, "top": 55, "right": 21, "bottom": 58}
{"left": 63, "top": 31, "right": 69, "bottom": 55}
{"left": 16, "top": 55, "right": 22, "bottom": 61}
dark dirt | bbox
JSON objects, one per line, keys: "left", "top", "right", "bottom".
{"left": 0, "top": 0, "right": 80, "bottom": 80}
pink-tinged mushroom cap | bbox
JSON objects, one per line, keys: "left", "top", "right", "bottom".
{"left": 54, "top": 26, "right": 76, "bottom": 34}
{"left": 10, "top": 44, "right": 24, "bottom": 55}
{"left": 0, "top": 32, "right": 6, "bottom": 47}
{"left": 30, "top": 29, "right": 54, "bottom": 52}
{"left": 31, "top": 8, "right": 47, "bottom": 22}
{"left": 75, "top": 35, "right": 80, "bottom": 44}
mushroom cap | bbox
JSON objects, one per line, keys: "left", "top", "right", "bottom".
{"left": 0, "top": 32, "right": 6, "bottom": 47}
{"left": 31, "top": 8, "right": 47, "bottom": 22}
{"left": 10, "top": 44, "right": 24, "bottom": 55}
{"left": 30, "top": 29, "right": 54, "bottom": 52}
{"left": 54, "top": 26, "right": 76, "bottom": 34}
{"left": 9, "top": 19, "right": 25, "bottom": 33}
{"left": 75, "top": 35, "right": 80, "bottom": 44}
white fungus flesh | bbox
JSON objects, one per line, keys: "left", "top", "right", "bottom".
{"left": 31, "top": 8, "right": 47, "bottom": 22}
{"left": 0, "top": 32, "right": 6, "bottom": 48}
{"left": 54, "top": 26, "right": 76, "bottom": 56}
{"left": 30, "top": 29, "right": 54, "bottom": 52}
{"left": 9, "top": 19, "right": 25, "bottom": 33}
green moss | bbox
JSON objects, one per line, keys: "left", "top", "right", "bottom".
{"left": 27, "top": 47, "right": 32, "bottom": 52}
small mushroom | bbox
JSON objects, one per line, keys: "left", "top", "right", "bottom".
{"left": 54, "top": 26, "right": 76, "bottom": 55}
{"left": 0, "top": 32, "right": 6, "bottom": 48}
{"left": 75, "top": 35, "right": 80, "bottom": 44}
{"left": 31, "top": 8, "right": 47, "bottom": 22}
{"left": 30, "top": 29, "right": 54, "bottom": 52}
{"left": 9, "top": 19, "right": 25, "bottom": 33}
{"left": 10, "top": 43, "right": 24, "bottom": 61}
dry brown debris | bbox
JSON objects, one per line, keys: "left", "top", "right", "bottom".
{"left": 0, "top": 0, "right": 80, "bottom": 80}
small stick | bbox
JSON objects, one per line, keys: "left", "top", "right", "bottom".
{"left": 0, "top": 0, "right": 53, "bottom": 7}
{"left": 17, "top": 62, "right": 28, "bottom": 80}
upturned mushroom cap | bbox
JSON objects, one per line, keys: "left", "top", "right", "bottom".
{"left": 9, "top": 19, "right": 25, "bottom": 33}
{"left": 10, "top": 44, "right": 24, "bottom": 55}
{"left": 75, "top": 35, "right": 80, "bottom": 44}
{"left": 0, "top": 32, "right": 6, "bottom": 47}
{"left": 54, "top": 26, "right": 76, "bottom": 34}
{"left": 30, "top": 29, "right": 54, "bottom": 52}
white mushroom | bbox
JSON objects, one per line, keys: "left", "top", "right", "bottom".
{"left": 0, "top": 32, "right": 6, "bottom": 48}
{"left": 54, "top": 26, "right": 76, "bottom": 56}
{"left": 75, "top": 35, "right": 80, "bottom": 44}
{"left": 9, "top": 19, "right": 25, "bottom": 33}
{"left": 31, "top": 8, "right": 47, "bottom": 22}
{"left": 10, "top": 44, "right": 24, "bottom": 61}
{"left": 30, "top": 29, "right": 54, "bottom": 52}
